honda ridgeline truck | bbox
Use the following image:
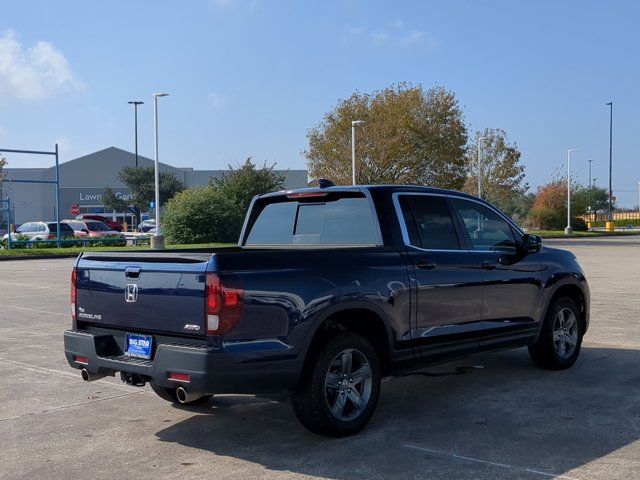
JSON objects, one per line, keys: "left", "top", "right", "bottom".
{"left": 64, "top": 185, "right": 589, "bottom": 437}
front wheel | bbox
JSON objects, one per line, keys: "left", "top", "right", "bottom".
{"left": 528, "top": 296, "right": 583, "bottom": 370}
{"left": 292, "top": 332, "right": 381, "bottom": 437}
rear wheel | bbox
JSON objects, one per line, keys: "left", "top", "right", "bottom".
{"left": 292, "top": 332, "right": 381, "bottom": 437}
{"left": 528, "top": 296, "right": 583, "bottom": 370}
{"left": 149, "top": 381, "right": 212, "bottom": 405}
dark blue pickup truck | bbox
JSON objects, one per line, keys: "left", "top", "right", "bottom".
{"left": 64, "top": 185, "right": 589, "bottom": 436}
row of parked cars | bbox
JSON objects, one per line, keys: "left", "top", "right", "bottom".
{"left": 1, "top": 215, "right": 157, "bottom": 243}
{"left": 2, "top": 219, "right": 123, "bottom": 241}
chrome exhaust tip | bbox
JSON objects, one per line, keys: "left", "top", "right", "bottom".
{"left": 175, "top": 386, "right": 202, "bottom": 404}
{"left": 81, "top": 368, "right": 105, "bottom": 382}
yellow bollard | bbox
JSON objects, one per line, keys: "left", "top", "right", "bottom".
{"left": 605, "top": 221, "right": 615, "bottom": 232}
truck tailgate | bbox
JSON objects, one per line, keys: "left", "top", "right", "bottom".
{"left": 75, "top": 253, "right": 211, "bottom": 336}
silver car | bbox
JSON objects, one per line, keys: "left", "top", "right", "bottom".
{"left": 2, "top": 221, "right": 75, "bottom": 241}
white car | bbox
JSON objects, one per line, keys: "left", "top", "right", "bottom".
{"left": 2, "top": 221, "right": 75, "bottom": 241}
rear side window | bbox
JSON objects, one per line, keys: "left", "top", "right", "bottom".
{"left": 398, "top": 195, "right": 461, "bottom": 250}
{"left": 246, "top": 195, "right": 377, "bottom": 246}
{"left": 48, "top": 223, "right": 74, "bottom": 234}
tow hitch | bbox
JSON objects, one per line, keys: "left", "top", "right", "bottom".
{"left": 120, "top": 372, "right": 147, "bottom": 387}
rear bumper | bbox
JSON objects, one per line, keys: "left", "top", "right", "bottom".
{"left": 63, "top": 329, "right": 300, "bottom": 394}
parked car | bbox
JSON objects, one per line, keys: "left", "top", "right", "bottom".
{"left": 137, "top": 219, "right": 156, "bottom": 233}
{"left": 75, "top": 214, "right": 123, "bottom": 232}
{"left": 64, "top": 185, "right": 589, "bottom": 437}
{"left": 63, "top": 219, "right": 124, "bottom": 238}
{"left": 2, "top": 221, "right": 75, "bottom": 242}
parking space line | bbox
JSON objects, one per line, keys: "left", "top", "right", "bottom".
{"left": 0, "top": 281, "right": 58, "bottom": 289}
{"left": 0, "top": 390, "right": 148, "bottom": 423}
{"left": 0, "top": 303, "right": 68, "bottom": 316}
{"left": 0, "top": 357, "right": 138, "bottom": 392}
{"left": 402, "top": 444, "right": 583, "bottom": 480}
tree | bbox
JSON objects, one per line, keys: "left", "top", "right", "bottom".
{"left": 211, "top": 157, "right": 286, "bottom": 212}
{"left": 162, "top": 186, "right": 240, "bottom": 244}
{"left": 102, "top": 166, "right": 184, "bottom": 224}
{"left": 163, "top": 158, "right": 286, "bottom": 244}
{"left": 463, "top": 128, "right": 528, "bottom": 206}
{"left": 305, "top": 83, "right": 468, "bottom": 188}
{"left": 527, "top": 180, "right": 612, "bottom": 230}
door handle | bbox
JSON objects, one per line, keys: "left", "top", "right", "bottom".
{"left": 417, "top": 261, "right": 438, "bottom": 270}
{"left": 480, "top": 261, "right": 497, "bottom": 270}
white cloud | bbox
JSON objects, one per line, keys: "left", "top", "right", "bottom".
{"left": 0, "top": 30, "right": 81, "bottom": 102}
{"left": 208, "top": 92, "right": 226, "bottom": 108}
{"left": 345, "top": 21, "right": 435, "bottom": 49}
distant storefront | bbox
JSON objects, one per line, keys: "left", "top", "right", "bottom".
{"left": 2, "top": 146, "right": 308, "bottom": 226}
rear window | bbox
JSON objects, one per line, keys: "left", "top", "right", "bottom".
{"left": 86, "top": 221, "right": 110, "bottom": 231}
{"left": 245, "top": 194, "right": 378, "bottom": 246}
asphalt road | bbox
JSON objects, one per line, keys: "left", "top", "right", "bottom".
{"left": 1, "top": 237, "right": 639, "bottom": 480}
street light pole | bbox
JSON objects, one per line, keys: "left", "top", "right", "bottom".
{"left": 477, "top": 135, "right": 488, "bottom": 199}
{"left": 587, "top": 159, "right": 593, "bottom": 220}
{"left": 606, "top": 101, "right": 613, "bottom": 220}
{"left": 128, "top": 101, "right": 144, "bottom": 167}
{"left": 565, "top": 149, "right": 579, "bottom": 235}
{"left": 152, "top": 93, "right": 169, "bottom": 249}
{"left": 351, "top": 120, "right": 365, "bottom": 185}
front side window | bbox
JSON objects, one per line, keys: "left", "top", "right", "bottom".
{"left": 398, "top": 195, "right": 461, "bottom": 250}
{"left": 451, "top": 198, "right": 517, "bottom": 252}
{"left": 246, "top": 195, "right": 377, "bottom": 246}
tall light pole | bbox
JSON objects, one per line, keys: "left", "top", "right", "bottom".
{"left": 351, "top": 120, "right": 365, "bottom": 185}
{"left": 606, "top": 101, "right": 613, "bottom": 221}
{"left": 152, "top": 93, "right": 169, "bottom": 249}
{"left": 477, "top": 135, "right": 488, "bottom": 199}
{"left": 637, "top": 181, "right": 640, "bottom": 216}
{"left": 128, "top": 101, "right": 144, "bottom": 167}
{"left": 565, "top": 149, "right": 579, "bottom": 234}
{"left": 587, "top": 159, "right": 593, "bottom": 220}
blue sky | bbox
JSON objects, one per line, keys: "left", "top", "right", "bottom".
{"left": 1, "top": 0, "right": 639, "bottom": 206}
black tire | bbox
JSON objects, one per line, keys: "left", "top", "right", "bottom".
{"left": 292, "top": 332, "right": 381, "bottom": 437}
{"left": 149, "top": 381, "right": 212, "bottom": 405}
{"left": 528, "top": 296, "right": 583, "bottom": 370}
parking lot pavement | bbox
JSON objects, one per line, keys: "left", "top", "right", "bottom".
{"left": 1, "top": 236, "right": 639, "bottom": 480}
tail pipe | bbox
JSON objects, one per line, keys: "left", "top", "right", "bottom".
{"left": 176, "top": 386, "right": 204, "bottom": 404}
{"left": 81, "top": 368, "right": 106, "bottom": 382}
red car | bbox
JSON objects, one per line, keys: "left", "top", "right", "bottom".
{"left": 75, "top": 214, "right": 123, "bottom": 232}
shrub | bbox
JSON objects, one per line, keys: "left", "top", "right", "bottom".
{"left": 162, "top": 186, "right": 243, "bottom": 244}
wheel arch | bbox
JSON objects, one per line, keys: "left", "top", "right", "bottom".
{"left": 544, "top": 282, "right": 588, "bottom": 334}
{"left": 299, "top": 302, "right": 394, "bottom": 381}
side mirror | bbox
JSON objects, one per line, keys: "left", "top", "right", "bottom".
{"left": 522, "top": 234, "right": 542, "bottom": 253}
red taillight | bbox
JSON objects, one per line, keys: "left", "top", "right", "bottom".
{"left": 74, "top": 355, "right": 88, "bottom": 365}
{"left": 48, "top": 234, "right": 56, "bottom": 240}
{"left": 71, "top": 268, "right": 77, "bottom": 321}
{"left": 205, "top": 273, "right": 243, "bottom": 335}
{"left": 168, "top": 372, "right": 190, "bottom": 383}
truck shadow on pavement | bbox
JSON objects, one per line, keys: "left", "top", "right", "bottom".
{"left": 156, "top": 346, "right": 640, "bottom": 479}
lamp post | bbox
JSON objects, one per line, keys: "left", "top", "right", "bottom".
{"left": 477, "top": 135, "right": 488, "bottom": 199}
{"left": 587, "top": 160, "right": 593, "bottom": 222}
{"left": 351, "top": 120, "right": 365, "bottom": 185}
{"left": 152, "top": 93, "right": 169, "bottom": 249}
{"left": 565, "top": 148, "right": 579, "bottom": 235}
{"left": 606, "top": 102, "right": 613, "bottom": 221}
{"left": 128, "top": 101, "right": 144, "bottom": 167}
